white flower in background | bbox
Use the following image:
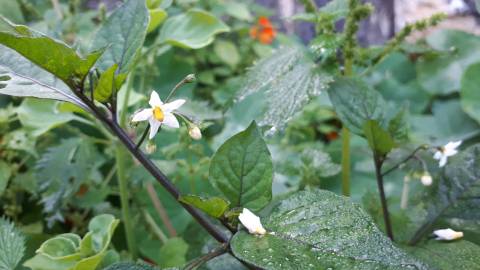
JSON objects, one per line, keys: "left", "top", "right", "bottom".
{"left": 238, "top": 208, "right": 266, "bottom": 235}
{"left": 433, "top": 141, "right": 462, "bottom": 167}
{"left": 433, "top": 228, "right": 463, "bottom": 241}
{"left": 132, "top": 91, "right": 185, "bottom": 139}
{"left": 188, "top": 125, "right": 202, "bottom": 140}
{"left": 420, "top": 172, "right": 433, "bottom": 186}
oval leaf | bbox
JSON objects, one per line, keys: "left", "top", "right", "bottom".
{"left": 209, "top": 122, "right": 273, "bottom": 211}
{"left": 91, "top": 0, "right": 149, "bottom": 73}
{"left": 179, "top": 195, "right": 230, "bottom": 218}
{"left": 158, "top": 9, "right": 230, "bottom": 49}
{"left": 231, "top": 190, "right": 427, "bottom": 270}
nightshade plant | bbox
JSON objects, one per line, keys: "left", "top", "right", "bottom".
{"left": 1, "top": 0, "right": 480, "bottom": 269}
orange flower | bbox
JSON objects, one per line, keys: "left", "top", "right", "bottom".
{"left": 326, "top": 131, "right": 339, "bottom": 141}
{"left": 250, "top": 16, "right": 276, "bottom": 44}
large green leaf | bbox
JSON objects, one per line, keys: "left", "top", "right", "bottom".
{"left": 158, "top": 237, "right": 188, "bottom": 268}
{"left": 460, "top": 62, "right": 480, "bottom": 124}
{"left": 237, "top": 46, "right": 333, "bottom": 131}
{"left": 0, "top": 45, "right": 87, "bottom": 109}
{"left": 408, "top": 144, "right": 480, "bottom": 244}
{"left": 104, "top": 262, "right": 158, "bottom": 270}
{"left": 0, "top": 20, "right": 101, "bottom": 88}
{"left": 408, "top": 240, "right": 480, "bottom": 270}
{"left": 158, "top": 9, "right": 230, "bottom": 49}
{"left": 328, "top": 77, "right": 387, "bottom": 135}
{"left": 230, "top": 190, "right": 427, "bottom": 269}
{"left": 0, "top": 0, "right": 24, "bottom": 23}
{"left": 91, "top": 0, "right": 149, "bottom": 73}
{"left": 417, "top": 30, "right": 480, "bottom": 95}
{"left": 209, "top": 122, "right": 273, "bottom": 211}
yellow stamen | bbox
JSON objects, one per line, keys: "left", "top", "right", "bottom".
{"left": 153, "top": 106, "right": 164, "bottom": 121}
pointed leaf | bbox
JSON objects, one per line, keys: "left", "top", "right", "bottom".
{"left": 179, "top": 195, "right": 230, "bottom": 218}
{"left": 328, "top": 77, "right": 387, "bottom": 135}
{"left": 0, "top": 20, "right": 101, "bottom": 88}
{"left": 231, "top": 190, "right": 427, "bottom": 270}
{"left": 148, "top": 8, "right": 167, "bottom": 33}
{"left": 158, "top": 9, "right": 230, "bottom": 49}
{"left": 91, "top": 0, "right": 149, "bottom": 73}
{"left": 209, "top": 122, "right": 273, "bottom": 211}
{"left": 0, "top": 45, "right": 87, "bottom": 109}
{"left": 363, "top": 120, "right": 395, "bottom": 155}
{"left": 0, "top": 219, "right": 25, "bottom": 270}
{"left": 93, "top": 64, "right": 118, "bottom": 103}
{"left": 408, "top": 240, "right": 480, "bottom": 269}
{"left": 388, "top": 105, "right": 409, "bottom": 142}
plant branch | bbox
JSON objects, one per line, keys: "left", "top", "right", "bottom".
{"left": 185, "top": 244, "right": 228, "bottom": 270}
{"left": 382, "top": 145, "right": 428, "bottom": 176}
{"left": 74, "top": 90, "right": 229, "bottom": 244}
{"left": 146, "top": 182, "right": 177, "bottom": 237}
{"left": 373, "top": 153, "right": 394, "bottom": 240}
{"left": 135, "top": 125, "right": 150, "bottom": 150}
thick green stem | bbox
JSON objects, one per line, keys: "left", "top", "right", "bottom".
{"left": 341, "top": 127, "right": 351, "bottom": 196}
{"left": 116, "top": 145, "right": 138, "bottom": 258}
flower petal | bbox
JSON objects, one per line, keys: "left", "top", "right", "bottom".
{"left": 444, "top": 149, "right": 458, "bottom": 157}
{"left": 433, "top": 151, "right": 443, "bottom": 160}
{"left": 162, "top": 99, "right": 185, "bottom": 112}
{"left": 162, "top": 113, "right": 180, "bottom": 128}
{"left": 238, "top": 208, "right": 266, "bottom": 235}
{"left": 132, "top": 108, "right": 152, "bottom": 122}
{"left": 445, "top": 140, "right": 462, "bottom": 150}
{"left": 148, "top": 118, "right": 161, "bottom": 139}
{"left": 439, "top": 155, "right": 448, "bottom": 167}
{"left": 149, "top": 91, "right": 163, "bottom": 107}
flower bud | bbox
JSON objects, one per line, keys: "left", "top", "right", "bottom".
{"left": 184, "top": 74, "right": 196, "bottom": 83}
{"left": 188, "top": 125, "right": 202, "bottom": 140}
{"left": 421, "top": 172, "right": 432, "bottom": 186}
{"left": 145, "top": 140, "right": 157, "bottom": 154}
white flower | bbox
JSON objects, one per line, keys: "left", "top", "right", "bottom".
{"left": 188, "top": 125, "right": 202, "bottom": 140}
{"left": 433, "top": 228, "right": 463, "bottom": 241}
{"left": 131, "top": 91, "right": 185, "bottom": 139}
{"left": 433, "top": 141, "right": 462, "bottom": 167}
{"left": 238, "top": 208, "right": 266, "bottom": 235}
{"left": 420, "top": 172, "right": 432, "bottom": 186}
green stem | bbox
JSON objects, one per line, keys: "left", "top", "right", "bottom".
{"left": 115, "top": 145, "right": 137, "bottom": 258}
{"left": 341, "top": 57, "right": 353, "bottom": 196}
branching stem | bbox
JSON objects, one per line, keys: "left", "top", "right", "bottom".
{"left": 373, "top": 154, "right": 394, "bottom": 240}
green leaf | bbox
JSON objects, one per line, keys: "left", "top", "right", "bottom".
{"left": 214, "top": 40, "right": 240, "bottom": 68}
{"left": 158, "top": 237, "right": 188, "bottom": 268}
{"left": 417, "top": 30, "right": 480, "bottom": 95}
{"left": 179, "top": 195, "right": 230, "bottom": 218}
{"left": 158, "top": 9, "right": 230, "bottom": 49}
{"left": 0, "top": 219, "right": 25, "bottom": 270}
{"left": 0, "top": 0, "right": 25, "bottom": 23}
{"left": 408, "top": 144, "right": 480, "bottom": 244}
{"left": 460, "top": 62, "right": 480, "bottom": 124}
{"left": 224, "top": 1, "right": 253, "bottom": 21}
{"left": 388, "top": 105, "right": 409, "bottom": 142}
{"left": 328, "top": 77, "right": 387, "bottom": 135}
{"left": 36, "top": 138, "right": 104, "bottom": 222}
{"left": 91, "top": 0, "right": 149, "bottom": 73}
{"left": 0, "top": 161, "right": 11, "bottom": 196}
{"left": 0, "top": 45, "right": 87, "bottom": 109}
{"left": 93, "top": 64, "right": 118, "bottom": 103}
{"left": 88, "top": 214, "right": 118, "bottom": 253}
{"left": 230, "top": 190, "right": 427, "bottom": 270}
{"left": 363, "top": 120, "right": 395, "bottom": 155}
{"left": 209, "top": 122, "right": 273, "bottom": 211}
{"left": 37, "top": 236, "right": 81, "bottom": 260}
{"left": 148, "top": 8, "right": 167, "bottom": 33}
{"left": 15, "top": 98, "right": 80, "bottom": 137}
{"left": 0, "top": 19, "right": 101, "bottom": 88}
{"left": 408, "top": 240, "right": 480, "bottom": 269}
{"left": 238, "top": 46, "right": 333, "bottom": 131}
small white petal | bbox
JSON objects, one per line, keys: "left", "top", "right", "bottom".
{"left": 148, "top": 118, "right": 161, "bottom": 139}
{"left": 162, "top": 113, "right": 180, "bottom": 128}
{"left": 238, "top": 208, "right": 266, "bottom": 235}
{"left": 149, "top": 91, "right": 163, "bottom": 107}
{"left": 444, "top": 149, "right": 458, "bottom": 157}
{"left": 132, "top": 108, "right": 152, "bottom": 122}
{"left": 433, "top": 228, "right": 463, "bottom": 241}
{"left": 439, "top": 155, "right": 448, "bottom": 167}
{"left": 162, "top": 99, "right": 185, "bottom": 112}
{"left": 433, "top": 151, "right": 443, "bottom": 160}
{"left": 445, "top": 140, "right": 462, "bottom": 150}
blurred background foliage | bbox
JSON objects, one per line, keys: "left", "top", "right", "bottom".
{"left": 1, "top": 0, "right": 480, "bottom": 269}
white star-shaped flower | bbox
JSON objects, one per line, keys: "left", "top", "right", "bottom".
{"left": 433, "top": 141, "right": 462, "bottom": 167}
{"left": 238, "top": 208, "right": 266, "bottom": 235}
{"left": 132, "top": 91, "right": 185, "bottom": 139}
{"left": 433, "top": 228, "right": 463, "bottom": 241}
